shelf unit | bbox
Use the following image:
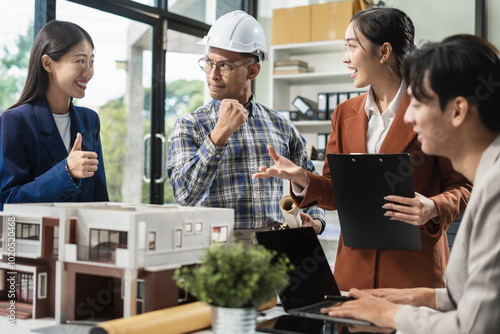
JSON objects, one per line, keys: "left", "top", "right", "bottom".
{"left": 270, "top": 39, "right": 362, "bottom": 112}
{"left": 270, "top": 40, "right": 362, "bottom": 150}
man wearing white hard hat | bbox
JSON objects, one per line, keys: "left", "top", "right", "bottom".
{"left": 166, "top": 11, "right": 326, "bottom": 243}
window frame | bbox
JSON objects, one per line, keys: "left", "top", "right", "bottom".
{"left": 33, "top": 0, "right": 258, "bottom": 204}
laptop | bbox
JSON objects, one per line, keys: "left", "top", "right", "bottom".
{"left": 255, "top": 227, "right": 371, "bottom": 326}
{"left": 327, "top": 153, "right": 422, "bottom": 250}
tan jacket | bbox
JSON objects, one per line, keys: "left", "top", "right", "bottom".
{"left": 395, "top": 135, "right": 500, "bottom": 333}
{"left": 292, "top": 92, "right": 472, "bottom": 290}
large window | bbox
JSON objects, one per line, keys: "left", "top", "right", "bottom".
{"left": 0, "top": 0, "right": 256, "bottom": 204}
{"left": 164, "top": 30, "right": 206, "bottom": 203}
{"left": 168, "top": 0, "right": 241, "bottom": 25}
{"left": 0, "top": 0, "right": 35, "bottom": 112}
{"left": 57, "top": 1, "right": 154, "bottom": 204}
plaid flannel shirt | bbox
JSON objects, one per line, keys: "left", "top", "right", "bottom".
{"left": 166, "top": 97, "right": 326, "bottom": 230}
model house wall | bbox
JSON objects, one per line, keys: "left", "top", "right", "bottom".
{"left": 0, "top": 202, "right": 234, "bottom": 323}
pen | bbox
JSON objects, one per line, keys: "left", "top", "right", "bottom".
{"left": 324, "top": 295, "right": 355, "bottom": 302}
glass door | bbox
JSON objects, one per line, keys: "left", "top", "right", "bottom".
{"left": 0, "top": 0, "right": 35, "bottom": 113}
{"left": 164, "top": 30, "right": 207, "bottom": 203}
{"left": 16, "top": 272, "right": 34, "bottom": 303}
{"left": 56, "top": 0, "right": 153, "bottom": 203}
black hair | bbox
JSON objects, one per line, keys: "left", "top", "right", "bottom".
{"left": 351, "top": 7, "right": 415, "bottom": 79}
{"left": 9, "top": 20, "right": 94, "bottom": 110}
{"left": 403, "top": 34, "right": 500, "bottom": 132}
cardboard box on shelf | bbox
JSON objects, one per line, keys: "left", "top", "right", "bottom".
{"left": 272, "top": 6, "right": 311, "bottom": 45}
{"left": 311, "top": 1, "right": 353, "bottom": 42}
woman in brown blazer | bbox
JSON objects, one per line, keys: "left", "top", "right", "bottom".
{"left": 254, "top": 7, "right": 471, "bottom": 291}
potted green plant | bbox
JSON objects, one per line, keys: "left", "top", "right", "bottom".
{"left": 173, "top": 242, "right": 292, "bottom": 334}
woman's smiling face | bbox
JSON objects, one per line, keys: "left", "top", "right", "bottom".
{"left": 342, "top": 21, "right": 384, "bottom": 89}
{"left": 46, "top": 39, "right": 94, "bottom": 100}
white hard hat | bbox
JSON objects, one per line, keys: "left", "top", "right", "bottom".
{"left": 197, "top": 10, "right": 269, "bottom": 62}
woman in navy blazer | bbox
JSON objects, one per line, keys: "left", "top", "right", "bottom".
{"left": 0, "top": 20, "right": 108, "bottom": 210}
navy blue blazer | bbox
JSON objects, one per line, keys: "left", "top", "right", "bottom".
{"left": 0, "top": 97, "right": 109, "bottom": 210}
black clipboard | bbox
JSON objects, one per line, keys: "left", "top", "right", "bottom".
{"left": 327, "top": 153, "right": 422, "bottom": 250}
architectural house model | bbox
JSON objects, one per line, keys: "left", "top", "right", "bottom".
{"left": 0, "top": 202, "right": 234, "bottom": 324}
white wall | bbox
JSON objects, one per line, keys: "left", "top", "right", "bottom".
{"left": 487, "top": 0, "right": 500, "bottom": 50}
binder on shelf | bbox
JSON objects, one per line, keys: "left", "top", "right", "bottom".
{"left": 290, "top": 111, "right": 311, "bottom": 121}
{"left": 317, "top": 93, "right": 328, "bottom": 120}
{"left": 292, "top": 96, "right": 317, "bottom": 120}
{"left": 328, "top": 93, "right": 338, "bottom": 119}
{"left": 338, "top": 92, "right": 349, "bottom": 105}
{"left": 317, "top": 133, "right": 328, "bottom": 160}
{"left": 276, "top": 110, "right": 292, "bottom": 120}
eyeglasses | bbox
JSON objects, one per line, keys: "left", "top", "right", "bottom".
{"left": 198, "top": 57, "right": 254, "bottom": 77}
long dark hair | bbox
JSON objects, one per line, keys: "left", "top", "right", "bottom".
{"left": 8, "top": 20, "right": 94, "bottom": 110}
{"left": 351, "top": 7, "right": 415, "bottom": 80}
{"left": 403, "top": 34, "right": 500, "bottom": 132}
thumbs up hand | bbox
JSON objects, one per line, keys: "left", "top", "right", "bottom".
{"left": 66, "top": 133, "right": 99, "bottom": 179}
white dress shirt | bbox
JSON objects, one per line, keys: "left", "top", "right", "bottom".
{"left": 52, "top": 112, "right": 71, "bottom": 153}
{"left": 365, "top": 80, "right": 406, "bottom": 153}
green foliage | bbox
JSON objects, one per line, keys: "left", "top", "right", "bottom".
{"left": 166, "top": 79, "right": 204, "bottom": 118}
{"left": 0, "top": 22, "right": 33, "bottom": 112}
{"left": 174, "top": 243, "right": 293, "bottom": 308}
{"left": 99, "top": 97, "right": 127, "bottom": 202}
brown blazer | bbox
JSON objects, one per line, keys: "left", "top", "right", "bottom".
{"left": 293, "top": 92, "right": 472, "bottom": 290}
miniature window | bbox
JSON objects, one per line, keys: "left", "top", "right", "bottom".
{"left": 148, "top": 231, "right": 156, "bottom": 251}
{"left": 137, "top": 280, "right": 145, "bottom": 301}
{"left": 0, "top": 218, "right": 3, "bottom": 248}
{"left": 211, "top": 226, "right": 228, "bottom": 244}
{"left": 38, "top": 272, "right": 47, "bottom": 299}
{"left": 184, "top": 222, "right": 193, "bottom": 234}
{"left": 195, "top": 221, "right": 203, "bottom": 233}
{"left": 53, "top": 226, "right": 59, "bottom": 257}
{"left": 16, "top": 222, "right": 40, "bottom": 240}
{"left": 17, "top": 272, "right": 34, "bottom": 303}
{"left": 89, "top": 229, "right": 128, "bottom": 262}
{"left": 174, "top": 228, "right": 183, "bottom": 248}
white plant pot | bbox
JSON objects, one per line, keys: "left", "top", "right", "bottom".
{"left": 211, "top": 306, "right": 257, "bottom": 334}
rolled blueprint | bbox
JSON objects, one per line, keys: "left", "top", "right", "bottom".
{"left": 90, "top": 297, "right": 278, "bottom": 334}
{"left": 279, "top": 195, "right": 302, "bottom": 228}
{"left": 90, "top": 301, "right": 211, "bottom": 334}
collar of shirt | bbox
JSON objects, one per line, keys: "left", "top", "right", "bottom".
{"left": 364, "top": 80, "right": 406, "bottom": 120}
{"left": 212, "top": 95, "right": 256, "bottom": 118}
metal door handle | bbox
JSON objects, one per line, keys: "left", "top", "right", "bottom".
{"left": 143, "top": 134, "right": 151, "bottom": 183}
{"left": 154, "top": 133, "right": 167, "bottom": 184}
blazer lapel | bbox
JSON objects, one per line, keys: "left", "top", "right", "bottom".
{"left": 379, "top": 92, "right": 416, "bottom": 153}
{"left": 69, "top": 103, "right": 92, "bottom": 152}
{"left": 344, "top": 95, "right": 368, "bottom": 153}
{"left": 36, "top": 98, "right": 68, "bottom": 163}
